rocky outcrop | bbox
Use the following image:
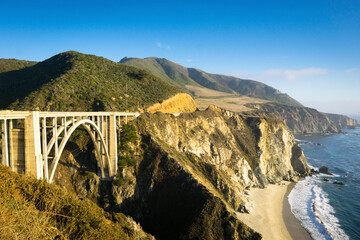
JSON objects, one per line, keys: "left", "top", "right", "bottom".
{"left": 319, "top": 166, "right": 332, "bottom": 175}
{"left": 325, "top": 113, "right": 358, "bottom": 129}
{"left": 245, "top": 103, "right": 340, "bottom": 134}
{"left": 146, "top": 93, "right": 198, "bottom": 113}
{"left": 113, "top": 105, "right": 309, "bottom": 239}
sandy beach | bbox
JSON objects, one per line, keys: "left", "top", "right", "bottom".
{"left": 237, "top": 181, "right": 312, "bottom": 240}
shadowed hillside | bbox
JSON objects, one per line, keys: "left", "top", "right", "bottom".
{"left": 0, "top": 52, "right": 180, "bottom": 111}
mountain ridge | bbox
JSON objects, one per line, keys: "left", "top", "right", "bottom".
{"left": 120, "top": 56, "right": 303, "bottom": 107}
{"left": 120, "top": 56, "right": 359, "bottom": 133}
{"left": 0, "top": 58, "right": 37, "bottom": 73}
{"left": 0, "top": 51, "right": 181, "bottom": 111}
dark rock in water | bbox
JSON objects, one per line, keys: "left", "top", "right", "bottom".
{"left": 311, "top": 168, "right": 320, "bottom": 174}
{"left": 323, "top": 178, "right": 330, "bottom": 182}
{"left": 333, "top": 181, "right": 345, "bottom": 185}
{"left": 319, "top": 166, "right": 333, "bottom": 175}
{"left": 316, "top": 143, "right": 322, "bottom": 146}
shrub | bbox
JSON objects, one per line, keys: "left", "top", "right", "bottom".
{"left": 118, "top": 124, "right": 137, "bottom": 152}
{"left": 118, "top": 154, "right": 136, "bottom": 169}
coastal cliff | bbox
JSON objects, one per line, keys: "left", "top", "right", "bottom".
{"left": 325, "top": 113, "right": 358, "bottom": 129}
{"left": 111, "top": 105, "right": 309, "bottom": 239}
{"left": 0, "top": 105, "right": 310, "bottom": 239}
{"left": 246, "top": 103, "right": 340, "bottom": 135}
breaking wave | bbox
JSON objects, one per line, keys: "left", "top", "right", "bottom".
{"left": 288, "top": 177, "right": 349, "bottom": 240}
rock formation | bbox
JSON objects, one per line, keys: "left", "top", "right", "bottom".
{"left": 319, "top": 166, "right": 333, "bottom": 175}
{"left": 325, "top": 113, "right": 358, "bottom": 129}
{"left": 111, "top": 105, "right": 309, "bottom": 239}
{"left": 245, "top": 103, "right": 340, "bottom": 135}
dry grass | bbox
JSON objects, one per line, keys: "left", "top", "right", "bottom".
{"left": 0, "top": 165, "right": 152, "bottom": 240}
{"left": 185, "top": 85, "right": 269, "bottom": 112}
{"left": 186, "top": 85, "right": 235, "bottom": 98}
{"left": 195, "top": 96, "right": 268, "bottom": 112}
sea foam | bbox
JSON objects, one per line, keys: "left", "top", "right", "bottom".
{"left": 288, "top": 177, "right": 349, "bottom": 240}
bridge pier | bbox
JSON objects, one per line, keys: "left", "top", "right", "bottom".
{"left": 109, "top": 114, "right": 118, "bottom": 176}
{"left": 1, "top": 119, "right": 9, "bottom": 166}
{"left": 24, "top": 111, "right": 43, "bottom": 179}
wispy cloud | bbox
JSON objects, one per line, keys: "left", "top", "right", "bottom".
{"left": 156, "top": 42, "right": 162, "bottom": 48}
{"left": 345, "top": 68, "right": 360, "bottom": 76}
{"left": 263, "top": 68, "right": 328, "bottom": 81}
{"left": 228, "top": 68, "right": 328, "bottom": 81}
{"left": 156, "top": 41, "right": 171, "bottom": 50}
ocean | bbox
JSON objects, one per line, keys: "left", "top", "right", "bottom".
{"left": 289, "top": 126, "right": 360, "bottom": 240}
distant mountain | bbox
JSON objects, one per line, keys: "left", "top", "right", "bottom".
{"left": 120, "top": 57, "right": 303, "bottom": 107}
{"left": 325, "top": 113, "right": 358, "bottom": 129}
{"left": 0, "top": 52, "right": 180, "bottom": 111}
{"left": 243, "top": 103, "right": 340, "bottom": 135}
{"left": 0, "top": 58, "right": 37, "bottom": 73}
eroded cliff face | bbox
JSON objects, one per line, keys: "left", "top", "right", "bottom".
{"left": 113, "top": 105, "right": 309, "bottom": 239}
{"left": 325, "top": 113, "right": 358, "bottom": 129}
{"left": 246, "top": 103, "right": 340, "bottom": 134}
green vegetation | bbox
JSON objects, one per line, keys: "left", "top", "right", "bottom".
{"left": 0, "top": 165, "right": 152, "bottom": 240}
{"left": 115, "top": 123, "right": 138, "bottom": 185}
{"left": 118, "top": 123, "right": 138, "bottom": 152}
{"left": 118, "top": 154, "right": 136, "bottom": 168}
{"left": 0, "top": 58, "right": 37, "bottom": 73}
{"left": 120, "top": 57, "right": 303, "bottom": 107}
{"left": 0, "top": 51, "right": 180, "bottom": 111}
{"left": 120, "top": 57, "right": 232, "bottom": 94}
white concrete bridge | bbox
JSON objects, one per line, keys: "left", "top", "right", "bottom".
{"left": 0, "top": 110, "right": 139, "bottom": 183}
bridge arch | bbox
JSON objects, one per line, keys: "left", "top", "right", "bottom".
{"left": 48, "top": 119, "right": 112, "bottom": 183}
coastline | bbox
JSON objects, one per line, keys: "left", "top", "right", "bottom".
{"left": 237, "top": 181, "right": 312, "bottom": 240}
{"left": 283, "top": 182, "right": 312, "bottom": 240}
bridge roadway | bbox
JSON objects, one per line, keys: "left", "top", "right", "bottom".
{"left": 0, "top": 110, "right": 139, "bottom": 183}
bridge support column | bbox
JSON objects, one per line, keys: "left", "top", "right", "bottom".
{"left": 1, "top": 119, "right": 9, "bottom": 166}
{"left": 109, "top": 114, "right": 117, "bottom": 176}
{"left": 25, "top": 111, "right": 43, "bottom": 179}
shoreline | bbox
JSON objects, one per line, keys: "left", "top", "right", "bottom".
{"left": 283, "top": 182, "right": 312, "bottom": 240}
{"left": 237, "top": 181, "right": 312, "bottom": 240}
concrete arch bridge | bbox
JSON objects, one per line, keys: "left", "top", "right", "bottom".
{"left": 0, "top": 111, "right": 139, "bottom": 183}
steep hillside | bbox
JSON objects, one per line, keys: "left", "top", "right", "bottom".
{"left": 119, "top": 57, "right": 360, "bottom": 135}
{"left": 244, "top": 103, "right": 340, "bottom": 135}
{"left": 0, "top": 165, "right": 152, "bottom": 240}
{"left": 0, "top": 58, "right": 37, "bottom": 73}
{"left": 111, "top": 105, "right": 309, "bottom": 239}
{"left": 0, "top": 52, "right": 180, "bottom": 111}
{"left": 120, "top": 57, "right": 302, "bottom": 107}
{"left": 120, "top": 57, "right": 231, "bottom": 93}
{"left": 325, "top": 113, "right": 358, "bottom": 129}
{"left": 208, "top": 73, "right": 303, "bottom": 106}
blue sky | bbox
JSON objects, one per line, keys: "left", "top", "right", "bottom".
{"left": 1, "top": 0, "right": 359, "bottom": 115}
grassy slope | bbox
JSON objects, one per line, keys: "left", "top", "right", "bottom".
{"left": 120, "top": 57, "right": 302, "bottom": 107}
{"left": 0, "top": 58, "right": 37, "bottom": 73}
{"left": 0, "top": 51, "right": 180, "bottom": 111}
{"left": 208, "top": 73, "right": 303, "bottom": 106}
{"left": 120, "top": 57, "right": 233, "bottom": 94}
{"left": 0, "top": 165, "right": 152, "bottom": 240}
